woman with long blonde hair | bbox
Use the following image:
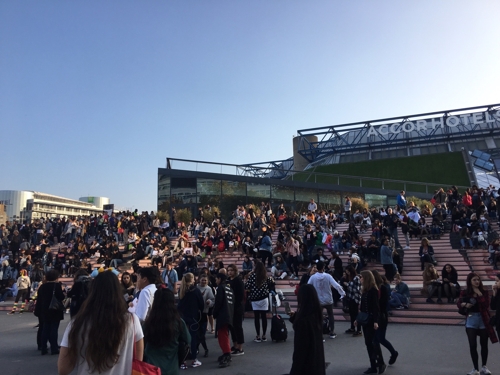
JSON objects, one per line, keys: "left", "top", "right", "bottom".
{"left": 177, "top": 273, "right": 204, "bottom": 369}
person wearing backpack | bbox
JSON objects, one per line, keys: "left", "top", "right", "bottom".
{"left": 66, "top": 270, "right": 91, "bottom": 318}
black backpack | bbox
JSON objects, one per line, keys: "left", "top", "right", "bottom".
{"left": 70, "top": 277, "right": 92, "bottom": 316}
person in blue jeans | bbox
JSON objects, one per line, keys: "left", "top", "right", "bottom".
{"left": 389, "top": 273, "right": 410, "bottom": 309}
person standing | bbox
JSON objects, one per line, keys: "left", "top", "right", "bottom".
{"left": 8, "top": 269, "right": 30, "bottom": 314}
{"left": 383, "top": 208, "right": 401, "bottom": 249}
{"left": 196, "top": 274, "right": 214, "bottom": 358}
{"left": 213, "top": 273, "right": 235, "bottom": 368}
{"left": 144, "top": 288, "right": 191, "bottom": 375}
{"left": 356, "top": 270, "right": 385, "bottom": 374}
{"left": 34, "top": 269, "right": 65, "bottom": 355}
{"left": 177, "top": 273, "right": 204, "bottom": 368}
{"left": 161, "top": 260, "right": 179, "bottom": 293}
{"left": 372, "top": 270, "right": 399, "bottom": 366}
{"left": 288, "top": 284, "right": 325, "bottom": 375}
{"left": 380, "top": 238, "right": 396, "bottom": 282}
{"left": 58, "top": 271, "right": 145, "bottom": 375}
{"left": 245, "top": 260, "right": 275, "bottom": 343}
{"left": 308, "top": 261, "right": 345, "bottom": 339}
{"left": 457, "top": 272, "right": 498, "bottom": 375}
{"left": 227, "top": 264, "right": 245, "bottom": 356}
{"left": 308, "top": 199, "right": 318, "bottom": 213}
{"left": 134, "top": 267, "right": 157, "bottom": 324}
{"left": 490, "top": 273, "right": 500, "bottom": 340}
{"left": 344, "top": 197, "right": 352, "bottom": 223}
{"left": 344, "top": 265, "right": 362, "bottom": 336}
{"left": 397, "top": 191, "right": 407, "bottom": 211}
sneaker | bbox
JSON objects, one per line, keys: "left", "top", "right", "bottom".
{"left": 345, "top": 328, "right": 355, "bottom": 334}
{"left": 378, "top": 364, "right": 386, "bottom": 374}
{"left": 395, "top": 306, "right": 405, "bottom": 310}
{"left": 403, "top": 246, "right": 410, "bottom": 250}
{"left": 329, "top": 333, "right": 337, "bottom": 339}
{"left": 426, "top": 298, "right": 435, "bottom": 303}
{"left": 437, "top": 298, "right": 443, "bottom": 304}
{"left": 363, "top": 368, "right": 377, "bottom": 374}
{"left": 180, "top": 363, "right": 188, "bottom": 370}
{"left": 231, "top": 349, "right": 244, "bottom": 356}
{"left": 254, "top": 337, "right": 261, "bottom": 343}
{"left": 352, "top": 331, "right": 362, "bottom": 337}
{"left": 293, "top": 276, "right": 299, "bottom": 280}
{"left": 261, "top": 336, "right": 267, "bottom": 342}
{"left": 218, "top": 354, "right": 231, "bottom": 368}
{"left": 7, "top": 311, "right": 15, "bottom": 315}
{"left": 467, "top": 370, "right": 479, "bottom": 375}
{"left": 191, "top": 359, "right": 202, "bottom": 367}
{"left": 480, "top": 366, "right": 492, "bottom": 375}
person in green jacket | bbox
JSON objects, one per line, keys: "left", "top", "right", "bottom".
{"left": 144, "top": 287, "right": 191, "bottom": 375}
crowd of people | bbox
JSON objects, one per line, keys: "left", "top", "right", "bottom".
{"left": 0, "top": 183, "right": 499, "bottom": 374}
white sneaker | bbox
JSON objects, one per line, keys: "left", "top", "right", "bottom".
{"left": 191, "top": 359, "right": 202, "bottom": 367}
{"left": 480, "top": 366, "right": 491, "bottom": 375}
{"left": 467, "top": 369, "right": 479, "bottom": 375}
{"left": 403, "top": 246, "right": 410, "bottom": 250}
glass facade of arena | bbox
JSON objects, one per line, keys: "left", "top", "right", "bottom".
{"left": 158, "top": 169, "right": 393, "bottom": 223}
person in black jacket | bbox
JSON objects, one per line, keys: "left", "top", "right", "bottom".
{"left": 288, "top": 284, "right": 325, "bottom": 375}
{"left": 491, "top": 274, "right": 500, "bottom": 338}
{"left": 177, "top": 272, "right": 204, "bottom": 368}
{"left": 34, "top": 269, "right": 65, "bottom": 355}
{"left": 213, "top": 273, "right": 234, "bottom": 368}
{"left": 66, "top": 270, "right": 91, "bottom": 318}
{"left": 227, "top": 264, "right": 245, "bottom": 356}
{"left": 356, "top": 270, "right": 385, "bottom": 374}
{"left": 372, "top": 270, "right": 398, "bottom": 366}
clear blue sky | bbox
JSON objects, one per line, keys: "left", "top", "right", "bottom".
{"left": 1, "top": 1, "right": 499, "bottom": 211}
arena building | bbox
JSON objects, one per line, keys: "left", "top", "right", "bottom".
{"left": 158, "top": 103, "right": 499, "bottom": 220}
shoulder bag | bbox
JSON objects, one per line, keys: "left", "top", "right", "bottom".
{"left": 48, "top": 283, "right": 65, "bottom": 312}
{"left": 356, "top": 311, "right": 371, "bottom": 326}
{"left": 131, "top": 315, "right": 161, "bottom": 375}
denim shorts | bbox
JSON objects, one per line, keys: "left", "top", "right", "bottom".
{"left": 466, "top": 312, "right": 486, "bottom": 329}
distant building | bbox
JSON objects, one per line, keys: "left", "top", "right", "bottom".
{"left": 78, "top": 196, "right": 110, "bottom": 210}
{"left": 0, "top": 190, "right": 107, "bottom": 222}
{"left": 0, "top": 204, "right": 6, "bottom": 225}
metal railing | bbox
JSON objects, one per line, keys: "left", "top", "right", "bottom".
{"left": 166, "top": 157, "right": 470, "bottom": 195}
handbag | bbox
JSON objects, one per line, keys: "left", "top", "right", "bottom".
{"left": 49, "top": 283, "right": 65, "bottom": 312}
{"left": 356, "top": 311, "right": 371, "bottom": 326}
{"left": 131, "top": 316, "right": 161, "bottom": 375}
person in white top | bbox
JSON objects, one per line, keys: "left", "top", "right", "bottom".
{"left": 58, "top": 271, "right": 145, "bottom": 375}
{"left": 308, "top": 199, "right": 318, "bottom": 213}
{"left": 135, "top": 267, "right": 158, "bottom": 324}
{"left": 308, "top": 261, "right": 345, "bottom": 339}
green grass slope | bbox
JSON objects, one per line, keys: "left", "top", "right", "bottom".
{"left": 293, "top": 152, "right": 470, "bottom": 192}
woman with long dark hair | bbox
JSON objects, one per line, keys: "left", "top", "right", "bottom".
{"left": 144, "top": 288, "right": 191, "bottom": 375}
{"left": 244, "top": 260, "right": 275, "bottom": 342}
{"left": 457, "top": 272, "right": 498, "bottom": 375}
{"left": 372, "top": 270, "right": 398, "bottom": 366}
{"left": 177, "top": 272, "right": 204, "bottom": 369}
{"left": 441, "top": 264, "right": 459, "bottom": 303}
{"left": 356, "top": 270, "right": 385, "bottom": 374}
{"left": 58, "top": 271, "right": 144, "bottom": 374}
{"left": 288, "top": 284, "right": 325, "bottom": 375}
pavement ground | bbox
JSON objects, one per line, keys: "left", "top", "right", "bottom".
{"left": 0, "top": 312, "right": 499, "bottom": 375}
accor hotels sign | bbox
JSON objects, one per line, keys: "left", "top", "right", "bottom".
{"left": 367, "top": 110, "right": 500, "bottom": 138}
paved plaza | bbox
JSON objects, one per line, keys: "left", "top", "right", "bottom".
{"left": 1, "top": 313, "right": 499, "bottom": 375}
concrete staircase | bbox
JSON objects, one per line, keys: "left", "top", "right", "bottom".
{"left": 4, "top": 219, "right": 496, "bottom": 324}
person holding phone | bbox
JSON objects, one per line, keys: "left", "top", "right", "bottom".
{"left": 457, "top": 273, "right": 498, "bottom": 375}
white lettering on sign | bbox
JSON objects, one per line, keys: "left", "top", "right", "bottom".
{"left": 366, "top": 110, "right": 500, "bottom": 138}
